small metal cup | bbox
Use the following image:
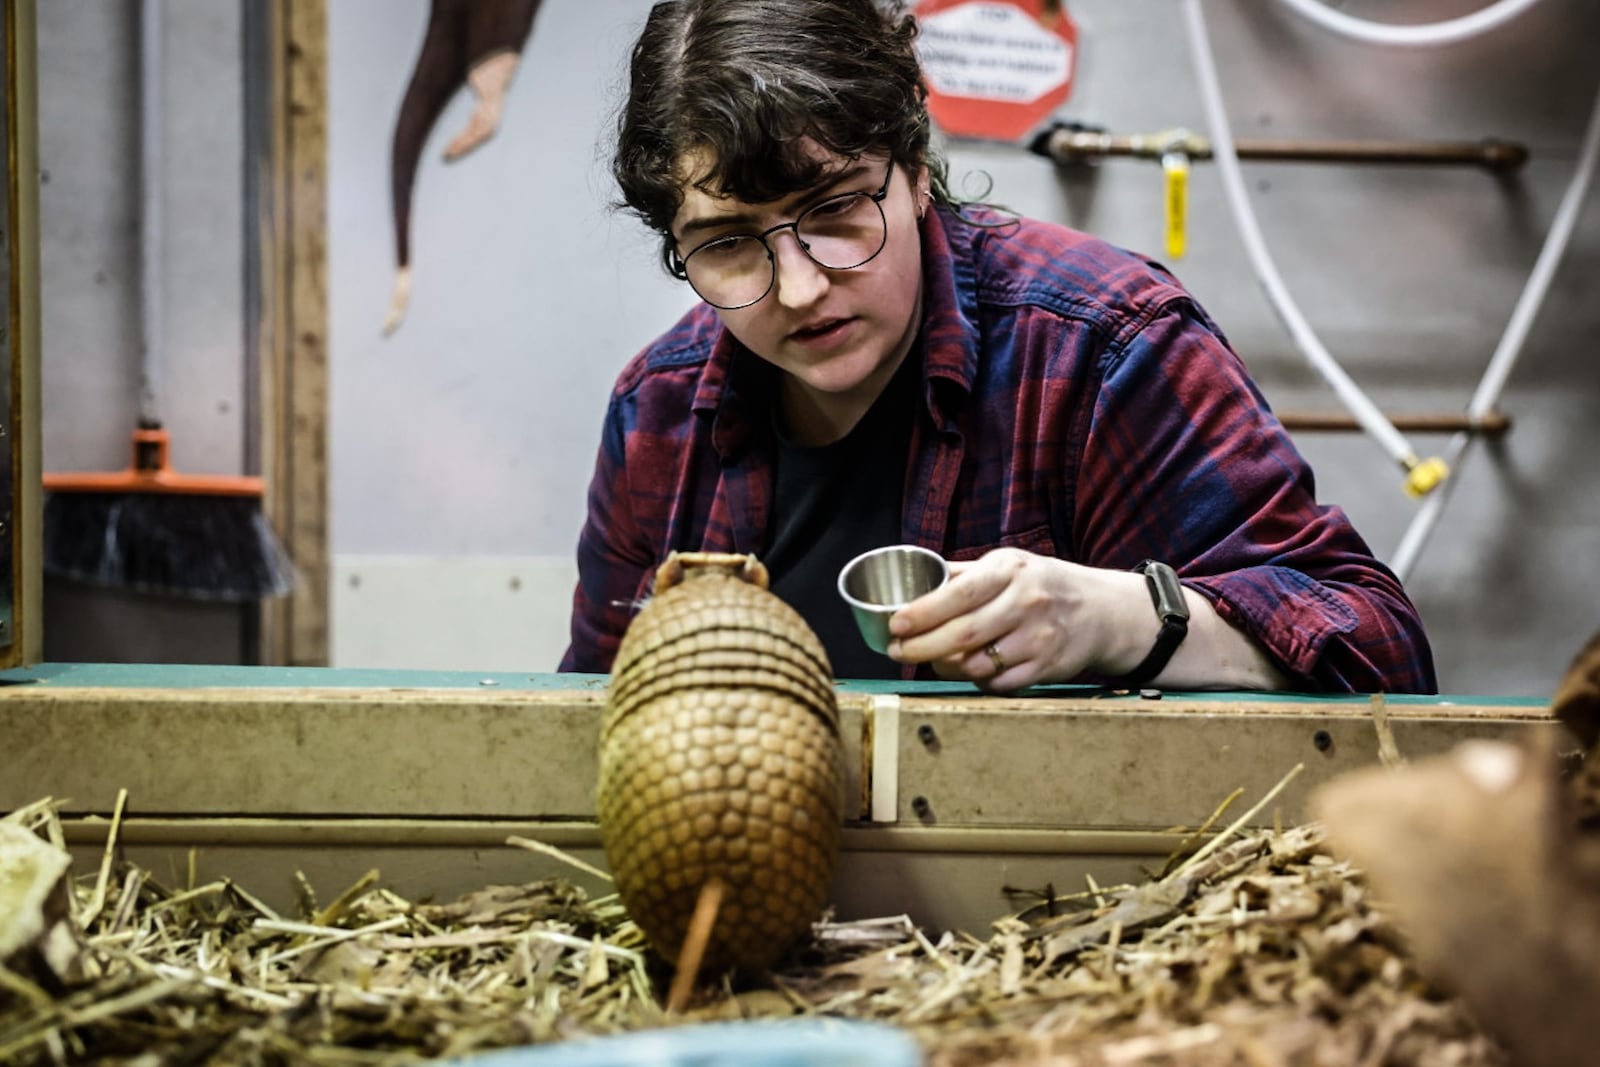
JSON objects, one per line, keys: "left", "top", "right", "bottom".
{"left": 837, "top": 545, "right": 949, "bottom": 655}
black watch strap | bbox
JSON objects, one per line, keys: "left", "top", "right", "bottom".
{"left": 1116, "top": 560, "right": 1190, "bottom": 688}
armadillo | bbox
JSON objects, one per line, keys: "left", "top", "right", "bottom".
{"left": 597, "top": 551, "right": 845, "bottom": 973}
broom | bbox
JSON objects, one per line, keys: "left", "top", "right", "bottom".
{"left": 41, "top": 0, "right": 292, "bottom": 604}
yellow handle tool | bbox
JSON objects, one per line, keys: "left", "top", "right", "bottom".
{"left": 1162, "top": 150, "right": 1190, "bottom": 259}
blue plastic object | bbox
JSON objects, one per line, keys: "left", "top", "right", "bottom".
{"left": 433, "top": 1019, "right": 924, "bottom": 1067}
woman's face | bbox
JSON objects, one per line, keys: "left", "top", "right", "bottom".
{"left": 669, "top": 144, "right": 930, "bottom": 438}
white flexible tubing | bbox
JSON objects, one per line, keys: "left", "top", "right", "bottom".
{"left": 1390, "top": 74, "right": 1600, "bottom": 581}
{"left": 1277, "top": 0, "right": 1544, "bottom": 49}
{"left": 139, "top": 0, "right": 164, "bottom": 426}
{"left": 1181, "top": 0, "right": 1424, "bottom": 477}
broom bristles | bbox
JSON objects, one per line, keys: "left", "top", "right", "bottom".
{"left": 43, "top": 492, "right": 294, "bottom": 602}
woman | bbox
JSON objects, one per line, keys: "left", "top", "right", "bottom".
{"left": 561, "top": 0, "right": 1435, "bottom": 694}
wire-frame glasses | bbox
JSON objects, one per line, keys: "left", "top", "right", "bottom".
{"left": 670, "top": 160, "right": 896, "bottom": 310}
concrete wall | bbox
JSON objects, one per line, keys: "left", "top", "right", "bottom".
{"left": 38, "top": 0, "right": 1600, "bottom": 695}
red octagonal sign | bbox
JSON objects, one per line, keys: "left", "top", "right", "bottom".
{"left": 915, "top": 0, "right": 1078, "bottom": 143}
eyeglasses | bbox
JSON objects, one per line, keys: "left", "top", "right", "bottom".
{"left": 669, "top": 160, "right": 896, "bottom": 310}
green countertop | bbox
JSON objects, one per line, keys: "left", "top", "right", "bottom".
{"left": 0, "top": 661, "right": 1548, "bottom": 708}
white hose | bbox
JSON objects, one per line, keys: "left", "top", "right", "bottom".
{"left": 1277, "top": 0, "right": 1545, "bottom": 49}
{"left": 1180, "top": 0, "right": 1431, "bottom": 482}
{"left": 1390, "top": 73, "right": 1600, "bottom": 581}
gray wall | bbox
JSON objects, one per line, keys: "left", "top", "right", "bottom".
{"left": 39, "top": 0, "right": 1600, "bottom": 695}
{"left": 39, "top": 0, "right": 249, "bottom": 662}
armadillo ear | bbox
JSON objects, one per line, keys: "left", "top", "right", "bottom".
{"left": 654, "top": 551, "right": 768, "bottom": 592}
{"left": 653, "top": 552, "right": 687, "bottom": 593}
{"left": 739, "top": 554, "right": 771, "bottom": 590}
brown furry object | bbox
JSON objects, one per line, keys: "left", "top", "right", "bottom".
{"left": 1314, "top": 704, "right": 1600, "bottom": 1067}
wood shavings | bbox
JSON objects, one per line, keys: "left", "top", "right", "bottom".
{"left": 0, "top": 804, "right": 659, "bottom": 1065}
{"left": 0, "top": 787, "right": 1507, "bottom": 1066}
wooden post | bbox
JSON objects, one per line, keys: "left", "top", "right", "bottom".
{"left": 255, "top": 0, "right": 328, "bottom": 666}
{"left": 2, "top": 0, "right": 43, "bottom": 670}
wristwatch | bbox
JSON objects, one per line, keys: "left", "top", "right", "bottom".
{"left": 1116, "top": 560, "right": 1190, "bottom": 688}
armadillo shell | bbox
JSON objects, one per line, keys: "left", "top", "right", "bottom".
{"left": 598, "top": 562, "right": 844, "bottom": 973}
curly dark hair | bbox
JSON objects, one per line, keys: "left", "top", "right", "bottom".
{"left": 613, "top": 0, "right": 952, "bottom": 273}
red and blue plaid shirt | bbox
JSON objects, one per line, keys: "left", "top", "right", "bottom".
{"left": 561, "top": 206, "right": 1436, "bottom": 693}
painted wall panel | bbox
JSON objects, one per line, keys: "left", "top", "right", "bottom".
{"left": 39, "top": 0, "right": 245, "bottom": 476}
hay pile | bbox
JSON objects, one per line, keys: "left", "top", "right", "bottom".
{"left": 0, "top": 790, "right": 1503, "bottom": 1066}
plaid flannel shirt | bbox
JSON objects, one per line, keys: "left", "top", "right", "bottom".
{"left": 561, "top": 206, "right": 1436, "bottom": 693}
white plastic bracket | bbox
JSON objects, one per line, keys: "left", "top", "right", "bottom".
{"left": 868, "top": 693, "right": 901, "bottom": 823}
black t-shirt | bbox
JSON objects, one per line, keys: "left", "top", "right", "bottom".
{"left": 764, "top": 355, "right": 920, "bottom": 680}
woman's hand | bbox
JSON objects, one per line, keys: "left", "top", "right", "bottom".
{"left": 885, "top": 548, "right": 1291, "bottom": 693}
{"left": 884, "top": 549, "right": 1151, "bottom": 692}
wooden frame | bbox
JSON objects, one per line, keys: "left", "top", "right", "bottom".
{"left": 2, "top": 0, "right": 41, "bottom": 670}
{"left": 0, "top": 667, "right": 1561, "bottom": 932}
{"left": 255, "top": 0, "right": 329, "bottom": 666}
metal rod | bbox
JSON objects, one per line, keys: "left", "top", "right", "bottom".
{"left": 138, "top": 0, "right": 164, "bottom": 427}
{"left": 50, "top": 816, "right": 1214, "bottom": 858}
{"left": 1037, "top": 127, "right": 1527, "bottom": 172}
{"left": 1276, "top": 411, "right": 1512, "bottom": 436}
{"left": 1215, "top": 137, "right": 1524, "bottom": 169}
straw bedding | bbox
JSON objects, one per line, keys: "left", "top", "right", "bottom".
{"left": 0, "top": 787, "right": 1502, "bottom": 1067}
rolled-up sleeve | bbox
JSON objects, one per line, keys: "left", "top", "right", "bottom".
{"left": 1073, "top": 299, "right": 1436, "bottom": 694}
